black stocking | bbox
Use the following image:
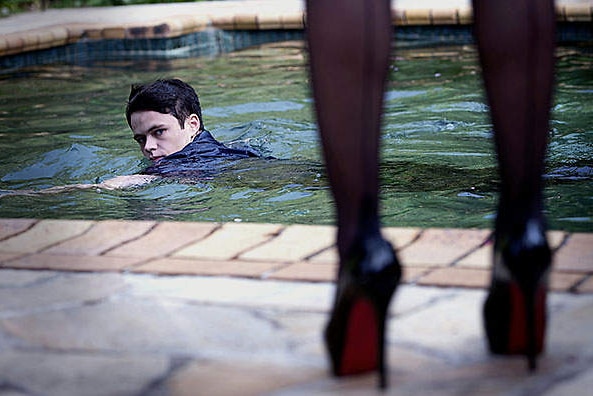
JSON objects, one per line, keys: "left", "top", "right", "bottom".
{"left": 306, "top": 0, "right": 392, "bottom": 260}
{"left": 473, "top": 0, "right": 555, "bottom": 237}
{"left": 307, "top": 0, "right": 555, "bottom": 253}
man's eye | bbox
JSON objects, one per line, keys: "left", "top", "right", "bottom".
{"left": 154, "top": 129, "right": 165, "bottom": 137}
{"left": 134, "top": 136, "right": 146, "bottom": 144}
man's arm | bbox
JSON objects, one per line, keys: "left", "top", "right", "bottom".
{"left": 94, "top": 174, "right": 159, "bottom": 190}
{"left": 0, "top": 174, "right": 159, "bottom": 197}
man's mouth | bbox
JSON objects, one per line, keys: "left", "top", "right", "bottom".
{"left": 150, "top": 156, "right": 164, "bottom": 163}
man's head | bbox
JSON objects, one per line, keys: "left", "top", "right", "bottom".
{"left": 126, "top": 79, "right": 205, "bottom": 162}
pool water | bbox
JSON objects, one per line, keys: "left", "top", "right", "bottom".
{"left": 0, "top": 41, "right": 591, "bottom": 231}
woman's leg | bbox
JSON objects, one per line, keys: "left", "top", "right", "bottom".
{"left": 473, "top": 0, "right": 555, "bottom": 369}
{"left": 306, "top": 0, "right": 391, "bottom": 258}
{"left": 306, "top": 0, "right": 401, "bottom": 388}
{"left": 473, "top": 0, "right": 555, "bottom": 236}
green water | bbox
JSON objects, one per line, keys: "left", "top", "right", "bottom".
{"left": 0, "top": 41, "right": 591, "bottom": 231}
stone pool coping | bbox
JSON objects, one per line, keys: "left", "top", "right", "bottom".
{"left": 0, "top": 218, "right": 591, "bottom": 293}
{"left": 0, "top": 0, "right": 591, "bottom": 58}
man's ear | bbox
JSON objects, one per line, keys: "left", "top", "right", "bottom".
{"left": 186, "top": 113, "right": 201, "bottom": 134}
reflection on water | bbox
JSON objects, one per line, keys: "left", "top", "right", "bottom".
{"left": 0, "top": 42, "right": 591, "bottom": 231}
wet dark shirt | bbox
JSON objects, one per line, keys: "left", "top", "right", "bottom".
{"left": 142, "top": 130, "right": 261, "bottom": 177}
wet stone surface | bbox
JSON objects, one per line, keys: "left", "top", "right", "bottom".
{"left": 1, "top": 269, "right": 592, "bottom": 395}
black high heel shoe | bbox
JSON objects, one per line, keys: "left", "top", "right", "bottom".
{"left": 484, "top": 219, "right": 552, "bottom": 371}
{"left": 325, "top": 235, "right": 401, "bottom": 389}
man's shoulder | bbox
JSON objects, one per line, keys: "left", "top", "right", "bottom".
{"left": 195, "top": 130, "right": 262, "bottom": 158}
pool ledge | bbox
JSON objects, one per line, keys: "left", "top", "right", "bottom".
{"left": 0, "top": 218, "right": 591, "bottom": 293}
{"left": 0, "top": 0, "right": 591, "bottom": 58}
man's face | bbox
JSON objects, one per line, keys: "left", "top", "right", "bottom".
{"left": 130, "top": 111, "right": 200, "bottom": 162}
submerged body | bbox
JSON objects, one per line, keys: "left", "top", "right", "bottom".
{"left": 142, "top": 129, "right": 261, "bottom": 177}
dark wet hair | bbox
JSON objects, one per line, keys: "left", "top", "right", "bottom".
{"left": 125, "top": 78, "right": 205, "bottom": 131}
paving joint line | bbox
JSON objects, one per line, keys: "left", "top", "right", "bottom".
{"left": 36, "top": 222, "right": 99, "bottom": 255}
{"left": 404, "top": 266, "right": 435, "bottom": 285}
{"left": 569, "top": 272, "right": 593, "bottom": 293}
{"left": 0, "top": 219, "right": 39, "bottom": 243}
{"left": 99, "top": 221, "right": 161, "bottom": 257}
{"left": 0, "top": 293, "right": 106, "bottom": 320}
{"left": 396, "top": 228, "right": 425, "bottom": 253}
{"left": 31, "top": 220, "right": 96, "bottom": 254}
{"left": 448, "top": 231, "right": 493, "bottom": 268}
{"left": 0, "top": 253, "right": 30, "bottom": 268}
{"left": 260, "top": 262, "right": 294, "bottom": 280}
{"left": 138, "top": 356, "right": 189, "bottom": 396}
{"left": 113, "top": 222, "right": 225, "bottom": 272}
{"left": 151, "top": 221, "right": 224, "bottom": 259}
{"left": 552, "top": 231, "right": 573, "bottom": 253}
{"left": 394, "top": 228, "right": 425, "bottom": 251}
{"left": 301, "top": 244, "right": 335, "bottom": 262}
{"left": 227, "top": 224, "right": 286, "bottom": 261}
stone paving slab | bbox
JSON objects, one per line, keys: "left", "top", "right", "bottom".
{"left": 576, "top": 276, "right": 593, "bottom": 293}
{"left": 0, "top": 218, "right": 37, "bottom": 240}
{"left": 166, "top": 360, "right": 325, "bottom": 396}
{"left": 0, "top": 219, "right": 94, "bottom": 254}
{"left": 103, "top": 221, "right": 217, "bottom": 259}
{"left": 0, "top": 350, "right": 171, "bottom": 396}
{"left": 1, "top": 271, "right": 592, "bottom": 395}
{"left": 0, "top": 217, "right": 590, "bottom": 394}
{"left": 554, "top": 233, "right": 593, "bottom": 272}
{"left": 0, "top": 271, "right": 126, "bottom": 317}
{"left": 398, "top": 228, "right": 491, "bottom": 267}
{"left": 133, "top": 257, "right": 285, "bottom": 278}
{"left": 457, "top": 230, "right": 568, "bottom": 268}
{"left": 43, "top": 219, "right": 156, "bottom": 256}
{"left": 416, "top": 266, "right": 491, "bottom": 288}
{"left": 266, "top": 260, "right": 337, "bottom": 282}
{"left": 5, "top": 253, "right": 144, "bottom": 272}
{"left": 382, "top": 227, "right": 423, "bottom": 250}
{"left": 238, "top": 224, "right": 335, "bottom": 263}
{"left": 173, "top": 222, "right": 282, "bottom": 260}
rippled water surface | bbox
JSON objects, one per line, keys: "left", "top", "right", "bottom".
{"left": 0, "top": 41, "right": 591, "bottom": 231}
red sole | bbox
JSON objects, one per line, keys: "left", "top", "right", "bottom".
{"left": 508, "top": 282, "right": 546, "bottom": 355}
{"left": 338, "top": 297, "right": 379, "bottom": 376}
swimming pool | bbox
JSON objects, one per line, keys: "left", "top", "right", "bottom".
{"left": 0, "top": 40, "right": 591, "bottom": 231}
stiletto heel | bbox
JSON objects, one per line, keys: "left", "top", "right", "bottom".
{"left": 325, "top": 235, "right": 401, "bottom": 389}
{"left": 484, "top": 219, "right": 552, "bottom": 371}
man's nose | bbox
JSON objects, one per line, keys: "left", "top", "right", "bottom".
{"left": 144, "top": 135, "right": 158, "bottom": 151}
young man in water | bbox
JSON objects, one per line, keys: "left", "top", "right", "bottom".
{"left": 124, "top": 78, "right": 260, "bottom": 178}
{"left": 5, "top": 78, "right": 259, "bottom": 193}
{"left": 128, "top": 79, "right": 204, "bottom": 165}
{"left": 81, "top": 78, "right": 259, "bottom": 189}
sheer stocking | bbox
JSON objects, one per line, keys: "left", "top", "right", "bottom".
{"left": 306, "top": 0, "right": 392, "bottom": 259}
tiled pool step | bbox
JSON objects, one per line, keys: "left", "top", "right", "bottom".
{"left": 1, "top": 218, "right": 591, "bottom": 293}
{"left": 0, "top": 0, "right": 591, "bottom": 58}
